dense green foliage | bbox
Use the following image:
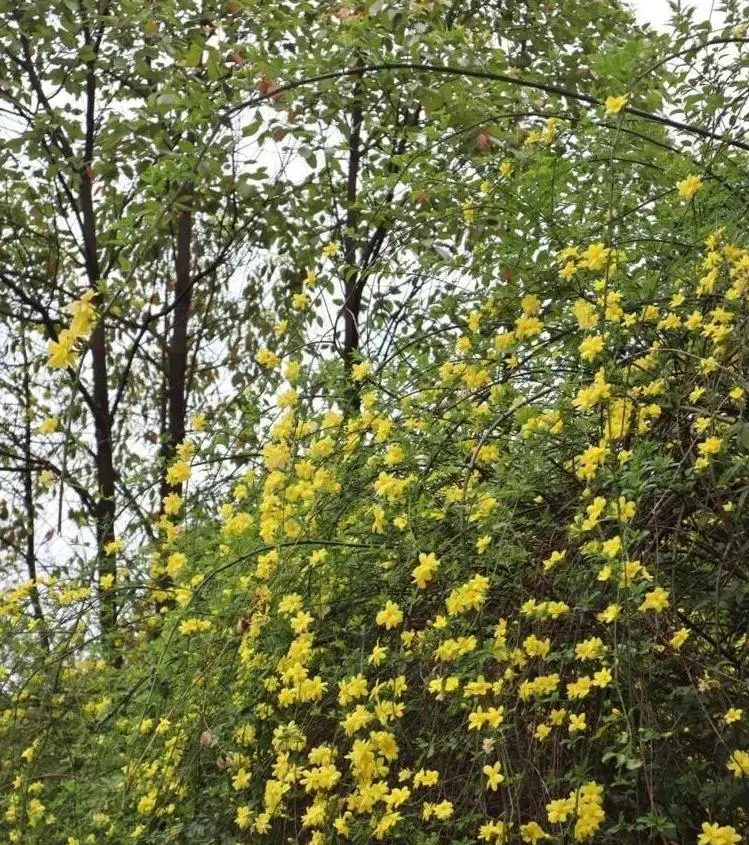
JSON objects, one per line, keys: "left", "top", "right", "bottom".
{"left": 2, "top": 1, "right": 749, "bottom": 844}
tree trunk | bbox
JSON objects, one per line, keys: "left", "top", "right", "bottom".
{"left": 341, "top": 68, "right": 364, "bottom": 414}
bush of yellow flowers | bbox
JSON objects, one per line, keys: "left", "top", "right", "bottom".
{"left": 2, "top": 7, "right": 749, "bottom": 845}
{"left": 4, "top": 219, "right": 748, "bottom": 843}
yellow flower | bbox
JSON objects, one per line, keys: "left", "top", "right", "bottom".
{"left": 639, "top": 587, "right": 669, "bottom": 613}
{"left": 412, "top": 552, "right": 439, "bottom": 588}
{"left": 37, "top": 417, "right": 59, "bottom": 434}
{"left": 162, "top": 492, "right": 182, "bottom": 515}
{"left": 47, "top": 330, "right": 78, "bottom": 369}
{"left": 375, "top": 601, "right": 404, "bottom": 630}
{"left": 568, "top": 712, "right": 587, "bottom": 733}
{"left": 560, "top": 261, "right": 578, "bottom": 281}
{"left": 604, "top": 93, "right": 629, "bottom": 114}
{"left": 677, "top": 174, "right": 704, "bottom": 200}
{"left": 482, "top": 760, "right": 504, "bottom": 791}
{"left": 166, "top": 460, "right": 191, "bottom": 486}
{"left": 235, "top": 806, "right": 253, "bottom": 829}
{"left": 580, "top": 242, "right": 610, "bottom": 271}
{"left": 567, "top": 676, "right": 592, "bottom": 700}
{"left": 413, "top": 768, "right": 440, "bottom": 788}
{"left": 534, "top": 723, "right": 551, "bottom": 741}
{"left": 430, "top": 800, "right": 453, "bottom": 820}
{"left": 179, "top": 618, "right": 212, "bottom": 635}
{"left": 697, "top": 436, "right": 723, "bottom": 457}
{"left": 579, "top": 334, "right": 604, "bottom": 361}
{"left": 593, "top": 667, "right": 612, "bottom": 688}
{"left": 232, "top": 768, "right": 251, "bottom": 790}
{"left": 352, "top": 361, "right": 370, "bottom": 381}
{"left": 456, "top": 334, "right": 472, "bottom": 354}
{"left": 137, "top": 791, "right": 156, "bottom": 814}
{"left": 479, "top": 821, "right": 509, "bottom": 842}
{"left": 524, "top": 634, "right": 551, "bottom": 658}
{"left": 371, "top": 505, "right": 386, "bottom": 534}
{"left": 724, "top": 708, "right": 743, "bottom": 725}
{"left": 521, "top": 294, "right": 541, "bottom": 315}
{"left": 292, "top": 293, "right": 310, "bottom": 311}
{"left": 368, "top": 643, "right": 388, "bottom": 666}
{"left": 166, "top": 552, "right": 187, "bottom": 579}
{"left": 515, "top": 314, "right": 542, "bottom": 339}
{"left": 575, "top": 637, "right": 605, "bottom": 661}
{"left": 726, "top": 749, "right": 749, "bottom": 777}
{"left": 572, "top": 299, "right": 599, "bottom": 329}
{"left": 697, "top": 822, "right": 741, "bottom": 845}
{"left": 255, "top": 347, "right": 280, "bottom": 368}
{"left": 597, "top": 603, "right": 620, "bottom": 623}
{"left": 546, "top": 796, "right": 575, "bottom": 824}
{"left": 669, "top": 627, "right": 690, "bottom": 650}
{"left": 543, "top": 549, "right": 566, "bottom": 570}
{"left": 38, "top": 469, "right": 55, "bottom": 488}
{"left": 601, "top": 535, "right": 622, "bottom": 557}
{"left": 104, "top": 538, "right": 124, "bottom": 556}
{"left": 520, "top": 821, "right": 549, "bottom": 843}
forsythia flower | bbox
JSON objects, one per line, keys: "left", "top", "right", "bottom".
{"left": 47, "top": 330, "right": 79, "bottom": 369}
{"left": 166, "top": 460, "right": 191, "bottom": 486}
{"left": 677, "top": 174, "right": 704, "bottom": 200}
{"left": 412, "top": 552, "right": 439, "bottom": 588}
{"left": 413, "top": 768, "right": 439, "bottom": 788}
{"left": 520, "top": 821, "right": 549, "bottom": 843}
{"left": 482, "top": 760, "right": 504, "bottom": 790}
{"left": 515, "top": 314, "right": 543, "bottom": 339}
{"left": 37, "top": 417, "right": 59, "bottom": 434}
{"left": 256, "top": 347, "right": 280, "bottom": 368}
{"left": 235, "top": 806, "right": 252, "bottom": 829}
{"left": 639, "top": 587, "right": 669, "bottom": 613}
{"left": 726, "top": 749, "right": 749, "bottom": 777}
{"left": 352, "top": 361, "right": 370, "bottom": 381}
{"left": 568, "top": 713, "right": 587, "bottom": 732}
{"left": 597, "top": 603, "right": 621, "bottom": 623}
{"left": 670, "top": 627, "right": 690, "bottom": 649}
{"left": 162, "top": 492, "right": 182, "bottom": 515}
{"left": 724, "top": 708, "right": 743, "bottom": 724}
{"left": 579, "top": 334, "right": 604, "bottom": 361}
{"left": 697, "top": 822, "right": 741, "bottom": 845}
{"left": 376, "top": 601, "right": 404, "bottom": 629}
{"left": 445, "top": 574, "right": 490, "bottom": 615}
{"left": 604, "top": 93, "right": 629, "bottom": 114}
{"left": 580, "top": 242, "right": 609, "bottom": 271}
{"left": 179, "top": 618, "right": 212, "bottom": 635}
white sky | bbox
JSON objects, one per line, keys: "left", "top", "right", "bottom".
{"left": 632, "top": 0, "right": 724, "bottom": 29}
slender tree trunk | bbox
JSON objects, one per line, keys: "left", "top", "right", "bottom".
{"left": 341, "top": 67, "right": 364, "bottom": 413}
{"left": 167, "top": 206, "right": 193, "bottom": 471}
{"left": 158, "top": 201, "right": 193, "bottom": 504}
{"left": 81, "top": 49, "right": 117, "bottom": 639}
{"left": 155, "top": 196, "right": 194, "bottom": 611}
{"left": 21, "top": 334, "right": 50, "bottom": 652}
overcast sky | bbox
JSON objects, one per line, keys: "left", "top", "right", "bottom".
{"left": 632, "top": 0, "right": 723, "bottom": 29}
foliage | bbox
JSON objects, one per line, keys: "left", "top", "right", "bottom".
{"left": 2, "top": 1, "right": 749, "bottom": 844}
